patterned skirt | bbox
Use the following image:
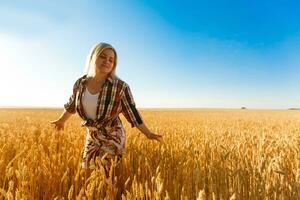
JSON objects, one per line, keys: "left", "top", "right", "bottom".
{"left": 81, "top": 125, "right": 126, "bottom": 170}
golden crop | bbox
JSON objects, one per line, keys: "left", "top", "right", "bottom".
{"left": 0, "top": 108, "right": 300, "bottom": 199}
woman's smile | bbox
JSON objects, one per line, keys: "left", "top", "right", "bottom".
{"left": 101, "top": 64, "right": 109, "bottom": 68}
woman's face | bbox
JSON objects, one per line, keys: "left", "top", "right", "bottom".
{"left": 95, "top": 48, "right": 115, "bottom": 75}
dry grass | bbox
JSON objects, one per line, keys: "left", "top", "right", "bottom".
{"left": 0, "top": 108, "right": 300, "bottom": 199}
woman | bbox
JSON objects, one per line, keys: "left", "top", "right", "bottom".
{"left": 50, "top": 42, "right": 161, "bottom": 172}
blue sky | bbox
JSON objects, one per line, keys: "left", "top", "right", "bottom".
{"left": 1, "top": 0, "right": 300, "bottom": 108}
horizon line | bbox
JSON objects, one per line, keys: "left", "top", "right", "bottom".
{"left": 0, "top": 106, "right": 300, "bottom": 110}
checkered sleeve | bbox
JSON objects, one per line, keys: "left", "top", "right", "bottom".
{"left": 64, "top": 78, "right": 80, "bottom": 114}
{"left": 121, "top": 84, "right": 143, "bottom": 127}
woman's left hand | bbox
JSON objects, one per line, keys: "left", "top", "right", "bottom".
{"left": 136, "top": 123, "right": 162, "bottom": 142}
{"left": 145, "top": 132, "right": 162, "bottom": 141}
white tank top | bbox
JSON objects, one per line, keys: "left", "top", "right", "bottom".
{"left": 82, "top": 87, "right": 99, "bottom": 120}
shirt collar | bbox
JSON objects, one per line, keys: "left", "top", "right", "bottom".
{"left": 81, "top": 74, "right": 113, "bottom": 85}
{"left": 106, "top": 75, "right": 113, "bottom": 84}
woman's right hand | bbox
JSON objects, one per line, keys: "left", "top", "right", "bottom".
{"left": 50, "top": 119, "right": 65, "bottom": 131}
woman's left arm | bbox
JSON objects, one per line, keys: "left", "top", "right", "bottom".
{"left": 136, "top": 123, "right": 162, "bottom": 141}
{"left": 121, "top": 84, "right": 162, "bottom": 141}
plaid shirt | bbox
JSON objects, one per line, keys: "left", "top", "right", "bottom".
{"left": 64, "top": 75, "right": 143, "bottom": 129}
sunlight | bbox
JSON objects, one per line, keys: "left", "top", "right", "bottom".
{"left": 0, "top": 34, "right": 54, "bottom": 107}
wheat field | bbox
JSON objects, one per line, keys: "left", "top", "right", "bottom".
{"left": 0, "top": 108, "right": 300, "bottom": 199}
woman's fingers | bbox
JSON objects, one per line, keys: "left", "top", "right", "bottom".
{"left": 49, "top": 120, "right": 64, "bottom": 131}
{"left": 57, "top": 125, "right": 64, "bottom": 131}
{"left": 154, "top": 134, "right": 162, "bottom": 141}
{"left": 147, "top": 133, "right": 162, "bottom": 142}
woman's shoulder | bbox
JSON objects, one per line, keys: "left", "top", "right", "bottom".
{"left": 77, "top": 74, "right": 88, "bottom": 83}
{"left": 112, "top": 76, "right": 129, "bottom": 88}
{"left": 72, "top": 74, "right": 88, "bottom": 89}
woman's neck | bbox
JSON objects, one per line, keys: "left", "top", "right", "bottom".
{"left": 91, "top": 73, "right": 108, "bottom": 83}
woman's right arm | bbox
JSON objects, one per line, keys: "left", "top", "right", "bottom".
{"left": 50, "top": 109, "right": 74, "bottom": 130}
{"left": 50, "top": 76, "right": 81, "bottom": 130}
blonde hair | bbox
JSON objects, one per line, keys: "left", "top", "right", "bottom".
{"left": 84, "top": 42, "right": 118, "bottom": 79}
